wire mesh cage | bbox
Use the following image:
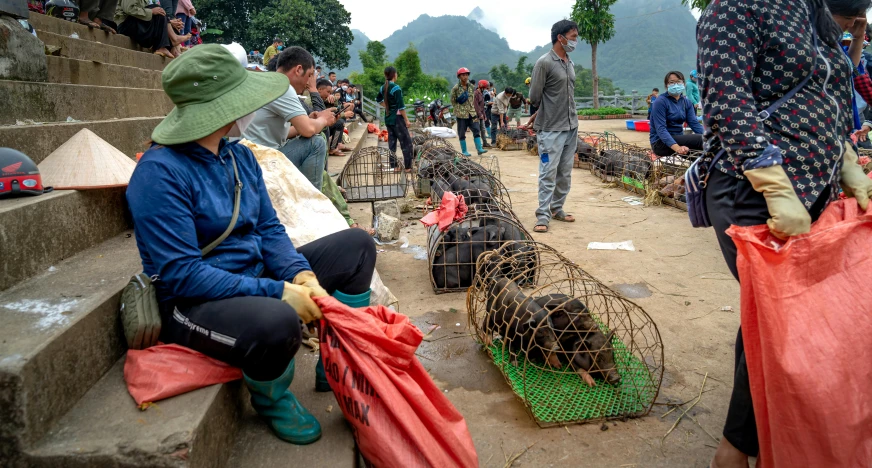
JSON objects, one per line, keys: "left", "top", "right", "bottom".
{"left": 575, "top": 132, "right": 605, "bottom": 169}
{"left": 413, "top": 144, "right": 461, "bottom": 198}
{"left": 338, "top": 146, "right": 409, "bottom": 202}
{"left": 616, "top": 146, "right": 656, "bottom": 197}
{"left": 858, "top": 148, "right": 872, "bottom": 174}
{"left": 497, "top": 126, "right": 533, "bottom": 151}
{"left": 468, "top": 153, "right": 501, "bottom": 179}
{"left": 429, "top": 158, "right": 512, "bottom": 211}
{"left": 590, "top": 147, "right": 627, "bottom": 183}
{"left": 466, "top": 241, "right": 664, "bottom": 427}
{"left": 651, "top": 152, "right": 697, "bottom": 209}
{"left": 428, "top": 210, "right": 531, "bottom": 294}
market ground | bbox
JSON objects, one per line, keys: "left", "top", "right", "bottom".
{"left": 338, "top": 120, "right": 740, "bottom": 467}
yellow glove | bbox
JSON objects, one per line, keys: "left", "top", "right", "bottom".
{"left": 282, "top": 282, "right": 323, "bottom": 324}
{"left": 839, "top": 145, "right": 872, "bottom": 210}
{"left": 744, "top": 164, "right": 811, "bottom": 240}
{"left": 293, "top": 271, "right": 329, "bottom": 298}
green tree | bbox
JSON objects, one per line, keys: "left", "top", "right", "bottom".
{"left": 571, "top": 0, "right": 618, "bottom": 108}
{"left": 197, "top": 0, "right": 354, "bottom": 69}
{"left": 681, "top": 0, "right": 710, "bottom": 10}
{"left": 350, "top": 41, "right": 389, "bottom": 99}
{"left": 393, "top": 44, "right": 423, "bottom": 92}
{"left": 351, "top": 41, "right": 449, "bottom": 101}
{"left": 489, "top": 56, "right": 533, "bottom": 93}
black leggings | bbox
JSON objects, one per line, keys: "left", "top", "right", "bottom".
{"left": 159, "top": 229, "right": 376, "bottom": 381}
{"left": 705, "top": 169, "right": 831, "bottom": 457}
{"left": 386, "top": 118, "right": 414, "bottom": 169}
{"left": 651, "top": 133, "right": 703, "bottom": 156}
{"left": 456, "top": 117, "right": 480, "bottom": 141}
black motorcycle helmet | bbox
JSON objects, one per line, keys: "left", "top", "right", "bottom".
{"left": 45, "top": 0, "right": 79, "bottom": 22}
{"left": 0, "top": 148, "right": 52, "bottom": 199}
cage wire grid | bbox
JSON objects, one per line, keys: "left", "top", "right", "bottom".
{"left": 338, "top": 146, "right": 409, "bottom": 202}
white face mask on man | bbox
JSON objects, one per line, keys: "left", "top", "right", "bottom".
{"left": 226, "top": 112, "right": 256, "bottom": 138}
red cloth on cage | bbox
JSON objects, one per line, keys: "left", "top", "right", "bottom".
{"left": 727, "top": 200, "right": 872, "bottom": 468}
{"left": 420, "top": 192, "right": 468, "bottom": 231}
{"left": 379, "top": 130, "right": 389, "bottom": 142}
{"left": 123, "top": 343, "right": 242, "bottom": 406}
{"left": 316, "top": 297, "right": 478, "bottom": 468}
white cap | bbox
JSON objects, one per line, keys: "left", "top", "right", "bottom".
{"left": 221, "top": 42, "right": 248, "bottom": 67}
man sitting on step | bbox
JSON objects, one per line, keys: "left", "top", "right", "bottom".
{"left": 115, "top": 0, "right": 190, "bottom": 58}
{"left": 243, "top": 47, "right": 336, "bottom": 191}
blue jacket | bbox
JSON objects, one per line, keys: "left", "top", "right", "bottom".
{"left": 127, "top": 140, "right": 310, "bottom": 303}
{"left": 649, "top": 94, "right": 703, "bottom": 147}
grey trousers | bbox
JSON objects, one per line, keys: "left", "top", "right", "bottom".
{"left": 279, "top": 135, "right": 327, "bottom": 191}
{"left": 535, "top": 129, "right": 578, "bottom": 226}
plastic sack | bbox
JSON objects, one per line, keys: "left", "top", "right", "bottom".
{"left": 727, "top": 200, "right": 872, "bottom": 467}
{"left": 241, "top": 140, "right": 399, "bottom": 308}
{"left": 367, "top": 123, "right": 379, "bottom": 134}
{"left": 420, "top": 192, "right": 468, "bottom": 231}
{"left": 124, "top": 344, "right": 242, "bottom": 406}
{"left": 422, "top": 126, "right": 458, "bottom": 139}
{"left": 316, "top": 297, "right": 478, "bottom": 468}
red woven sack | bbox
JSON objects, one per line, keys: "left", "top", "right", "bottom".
{"left": 123, "top": 344, "right": 242, "bottom": 406}
{"left": 315, "top": 297, "right": 478, "bottom": 468}
{"left": 727, "top": 200, "right": 872, "bottom": 467}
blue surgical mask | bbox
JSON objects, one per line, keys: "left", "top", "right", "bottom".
{"left": 668, "top": 83, "right": 685, "bottom": 96}
{"left": 277, "top": 45, "right": 284, "bottom": 51}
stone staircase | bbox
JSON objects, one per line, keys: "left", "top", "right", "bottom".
{"left": 0, "top": 12, "right": 358, "bottom": 468}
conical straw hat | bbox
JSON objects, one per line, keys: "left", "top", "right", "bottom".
{"left": 38, "top": 129, "right": 136, "bottom": 190}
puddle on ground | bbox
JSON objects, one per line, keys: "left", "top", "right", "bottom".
{"left": 612, "top": 283, "right": 653, "bottom": 299}
{"left": 400, "top": 244, "right": 428, "bottom": 260}
{"left": 411, "top": 310, "right": 508, "bottom": 393}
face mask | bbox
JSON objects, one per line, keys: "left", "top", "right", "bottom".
{"left": 341, "top": 85, "right": 348, "bottom": 91}
{"left": 667, "top": 83, "right": 685, "bottom": 96}
{"left": 277, "top": 45, "right": 284, "bottom": 51}
{"left": 561, "top": 35, "right": 577, "bottom": 53}
{"left": 226, "top": 112, "right": 256, "bottom": 138}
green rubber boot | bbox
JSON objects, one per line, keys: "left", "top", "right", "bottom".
{"left": 315, "top": 289, "right": 372, "bottom": 392}
{"left": 474, "top": 137, "right": 488, "bottom": 155}
{"left": 459, "top": 140, "right": 471, "bottom": 156}
{"left": 244, "top": 359, "right": 322, "bottom": 445}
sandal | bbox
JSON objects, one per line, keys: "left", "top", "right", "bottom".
{"left": 77, "top": 18, "right": 99, "bottom": 28}
{"left": 154, "top": 49, "right": 174, "bottom": 59}
{"left": 534, "top": 224, "right": 549, "bottom": 233}
{"left": 552, "top": 212, "right": 576, "bottom": 223}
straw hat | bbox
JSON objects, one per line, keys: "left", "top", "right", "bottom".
{"left": 151, "top": 44, "right": 289, "bottom": 145}
{"left": 38, "top": 129, "right": 136, "bottom": 190}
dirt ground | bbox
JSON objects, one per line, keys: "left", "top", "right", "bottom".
{"left": 328, "top": 120, "right": 743, "bottom": 467}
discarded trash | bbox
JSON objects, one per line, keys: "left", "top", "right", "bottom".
{"left": 587, "top": 240, "right": 636, "bottom": 251}
{"left": 622, "top": 196, "right": 644, "bottom": 206}
{"left": 455, "top": 323, "right": 461, "bottom": 327}
{"left": 399, "top": 237, "right": 410, "bottom": 249}
{"left": 65, "top": 117, "right": 80, "bottom": 123}
{"left": 70, "top": 32, "right": 79, "bottom": 39}
{"left": 399, "top": 243, "right": 428, "bottom": 260}
{"left": 377, "top": 249, "right": 386, "bottom": 254}
{"left": 721, "top": 306, "right": 734, "bottom": 312}
{"left": 47, "top": 266, "right": 57, "bottom": 272}
{"left": 326, "top": 404, "right": 333, "bottom": 413}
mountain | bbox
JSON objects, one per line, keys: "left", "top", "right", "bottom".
{"left": 330, "top": 29, "right": 370, "bottom": 77}
{"left": 381, "top": 14, "right": 519, "bottom": 83}
{"left": 339, "top": 0, "right": 698, "bottom": 94}
{"left": 525, "top": 0, "right": 698, "bottom": 94}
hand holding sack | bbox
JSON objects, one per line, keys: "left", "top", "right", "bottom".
{"left": 727, "top": 200, "right": 872, "bottom": 468}
{"left": 315, "top": 297, "right": 478, "bottom": 468}
{"left": 293, "top": 270, "right": 329, "bottom": 298}
{"left": 282, "top": 282, "right": 322, "bottom": 324}
{"left": 839, "top": 145, "right": 872, "bottom": 210}
{"left": 743, "top": 164, "right": 811, "bottom": 239}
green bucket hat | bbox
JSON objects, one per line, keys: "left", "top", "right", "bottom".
{"left": 152, "top": 44, "right": 289, "bottom": 145}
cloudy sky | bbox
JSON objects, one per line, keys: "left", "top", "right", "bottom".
{"left": 340, "top": 0, "right": 701, "bottom": 52}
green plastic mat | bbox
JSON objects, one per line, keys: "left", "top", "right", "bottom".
{"left": 488, "top": 334, "right": 658, "bottom": 425}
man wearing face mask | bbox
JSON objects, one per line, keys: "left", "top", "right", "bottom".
{"left": 529, "top": 19, "right": 580, "bottom": 234}
{"left": 262, "top": 38, "right": 283, "bottom": 68}
{"left": 126, "top": 44, "right": 377, "bottom": 447}
{"left": 649, "top": 70, "right": 703, "bottom": 157}
{"left": 242, "top": 47, "right": 336, "bottom": 190}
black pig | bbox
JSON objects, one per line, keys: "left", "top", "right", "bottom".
{"left": 484, "top": 278, "right": 560, "bottom": 367}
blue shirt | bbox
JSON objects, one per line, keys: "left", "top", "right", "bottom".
{"left": 649, "top": 94, "right": 703, "bottom": 147}
{"left": 127, "top": 140, "right": 310, "bottom": 303}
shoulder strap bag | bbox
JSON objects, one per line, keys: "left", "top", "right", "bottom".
{"left": 119, "top": 149, "right": 243, "bottom": 350}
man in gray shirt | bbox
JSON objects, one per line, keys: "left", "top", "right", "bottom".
{"left": 529, "top": 19, "right": 579, "bottom": 233}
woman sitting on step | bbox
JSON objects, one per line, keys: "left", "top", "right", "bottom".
{"left": 115, "top": 0, "right": 190, "bottom": 58}
{"left": 126, "top": 45, "right": 376, "bottom": 445}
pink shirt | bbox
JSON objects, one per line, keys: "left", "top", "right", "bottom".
{"left": 176, "top": 0, "right": 194, "bottom": 16}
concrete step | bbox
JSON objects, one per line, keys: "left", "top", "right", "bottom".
{"left": 0, "top": 117, "right": 161, "bottom": 165}
{"left": 0, "top": 188, "right": 130, "bottom": 292}
{"left": 24, "top": 358, "right": 243, "bottom": 468}
{"left": 0, "top": 233, "right": 140, "bottom": 463}
{"left": 226, "top": 352, "right": 357, "bottom": 467}
{"left": 29, "top": 12, "right": 145, "bottom": 52}
{"left": 0, "top": 80, "right": 172, "bottom": 125}
{"left": 47, "top": 55, "right": 163, "bottom": 89}
{"left": 39, "top": 30, "right": 169, "bottom": 71}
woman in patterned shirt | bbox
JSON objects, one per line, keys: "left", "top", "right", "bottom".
{"left": 698, "top": 0, "right": 872, "bottom": 466}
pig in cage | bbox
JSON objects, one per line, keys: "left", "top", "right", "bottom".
{"left": 428, "top": 158, "right": 512, "bottom": 211}
{"left": 575, "top": 132, "right": 606, "bottom": 169}
{"left": 338, "top": 146, "right": 408, "bottom": 202}
{"left": 651, "top": 151, "right": 698, "bottom": 209}
{"left": 428, "top": 210, "right": 530, "bottom": 294}
{"left": 413, "top": 145, "right": 461, "bottom": 198}
{"left": 466, "top": 241, "right": 664, "bottom": 427}
{"left": 590, "top": 146, "right": 627, "bottom": 184}
{"left": 616, "top": 146, "right": 656, "bottom": 197}
{"left": 496, "top": 126, "right": 533, "bottom": 151}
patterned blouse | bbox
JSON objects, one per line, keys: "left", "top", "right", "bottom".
{"left": 697, "top": 0, "right": 854, "bottom": 208}
{"left": 450, "top": 82, "right": 477, "bottom": 119}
